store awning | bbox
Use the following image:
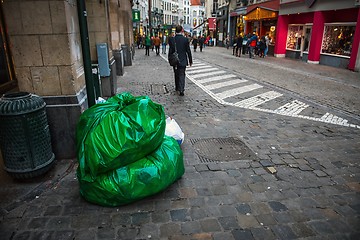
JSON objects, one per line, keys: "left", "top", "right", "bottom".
{"left": 230, "top": 7, "right": 247, "bottom": 17}
{"left": 244, "top": 7, "right": 278, "bottom": 21}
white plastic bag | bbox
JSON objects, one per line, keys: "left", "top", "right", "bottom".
{"left": 165, "top": 117, "right": 184, "bottom": 144}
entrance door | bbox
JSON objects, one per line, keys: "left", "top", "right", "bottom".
{"left": 300, "top": 26, "right": 312, "bottom": 57}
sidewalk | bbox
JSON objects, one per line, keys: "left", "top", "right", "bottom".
{"left": 0, "top": 47, "right": 359, "bottom": 240}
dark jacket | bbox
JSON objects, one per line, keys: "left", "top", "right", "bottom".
{"left": 236, "top": 36, "right": 243, "bottom": 47}
{"left": 168, "top": 34, "right": 192, "bottom": 67}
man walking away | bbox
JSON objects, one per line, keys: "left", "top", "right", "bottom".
{"left": 154, "top": 34, "right": 161, "bottom": 55}
{"left": 168, "top": 25, "right": 193, "bottom": 96}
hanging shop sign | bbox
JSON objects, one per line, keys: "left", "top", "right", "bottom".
{"left": 132, "top": 10, "right": 140, "bottom": 22}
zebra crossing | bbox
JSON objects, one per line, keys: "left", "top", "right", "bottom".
{"left": 186, "top": 60, "right": 360, "bottom": 129}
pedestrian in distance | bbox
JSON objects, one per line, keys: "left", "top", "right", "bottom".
{"left": 232, "top": 36, "right": 237, "bottom": 55}
{"left": 225, "top": 36, "right": 230, "bottom": 49}
{"left": 144, "top": 35, "right": 151, "bottom": 56}
{"left": 162, "top": 34, "right": 168, "bottom": 54}
{"left": 236, "top": 34, "right": 243, "bottom": 57}
{"left": 198, "top": 35, "right": 204, "bottom": 52}
{"left": 168, "top": 25, "right": 193, "bottom": 96}
{"left": 153, "top": 34, "right": 161, "bottom": 55}
{"left": 192, "top": 36, "right": 198, "bottom": 52}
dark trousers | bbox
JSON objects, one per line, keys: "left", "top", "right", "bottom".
{"left": 145, "top": 46, "right": 150, "bottom": 56}
{"left": 173, "top": 66, "right": 186, "bottom": 92}
{"left": 155, "top": 45, "right": 160, "bottom": 55}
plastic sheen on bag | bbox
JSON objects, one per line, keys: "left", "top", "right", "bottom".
{"left": 165, "top": 117, "right": 184, "bottom": 144}
{"left": 76, "top": 92, "right": 166, "bottom": 181}
{"left": 77, "top": 136, "right": 184, "bottom": 207}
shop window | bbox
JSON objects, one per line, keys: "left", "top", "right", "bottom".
{"left": 322, "top": 24, "right": 355, "bottom": 57}
{"left": 286, "top": 25, "right": 303, "bottom": 50}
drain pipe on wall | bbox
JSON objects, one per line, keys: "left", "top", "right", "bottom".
{"left": 77, "top": 0, "right": 96, "bottom": 107}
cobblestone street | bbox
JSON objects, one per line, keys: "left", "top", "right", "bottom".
{"left": 0, "top": 46, "right": 359, "bottom": 240}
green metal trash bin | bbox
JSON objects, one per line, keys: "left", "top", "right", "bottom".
{"left": 0, "top": 92, "right": 55, "bottom": 179}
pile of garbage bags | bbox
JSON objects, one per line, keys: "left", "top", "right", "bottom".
{"left": 76, "top": 92, "right": 185, "bottom": 206}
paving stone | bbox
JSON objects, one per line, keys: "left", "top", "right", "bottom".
{"left": 190, "top": 207, "right": 208, "bottom": 220}
{"left": 207, "top": 163, "right": 222, "bottom": 171}
{"left": 53, "top": 230, "right": 75, "bottom": 240}
{"left": 160, "top": 222, "right": 181, "bottom": 238}
{"left": 251, "top": 227, "right": 277, "bottom": 240}
{"left": 231, "top": 229, "right": 254, "bottom": 239}
{"left": 27, "top": 217, "right": 49, "bottom": 229}
{"left": 188, "top": 197, "right": 206, "bottom": 207}
{"left": 179, "top": 187, "right": 198, "bottom": 198}
{"left": 248, "top": 183, "right": 267, "bottom": 193}
{"left": 196, "top": 187, "right": 213, "bottom": 196}
{"left": 195, "top": 164, "right": 209, "bottom": 172}
{"left": 255, "top": 214, "right": 277, "bottom": 226}
{"left": 131, "top": 212, "right": 151, "bottom": 225}
{"left": 117, "top": 225, "right": 139, "bottom": 239}
{"left": 309, "top": 220, "right": 337, "bottom": 236}
{"left": 31, "top": 230, "right": 54, "bottom": 240}
{"left": 273, "top": 212, "right": 294, "bottom": 223}
{"left": 217, "top": 216, "right": 239, "bottom": 230}
{"left": 170, "top": 209, "right": 190, "bottom": 222}
{"left": 12, "top": 231, "right": 32, "bottom": 240}
{"left": 219, "top": 205, "right": 237, "bottom": 217}
{"left": 73, "top": 229, "right": 96, "bottom": 240}
{"left": 171, "top": 199, "right": 190, "bottom": 209}
{"left": 181, "top": 221, "right": 202, "bottom": 234}
{"left": 43, "top": 206, "right": 63, "bottom": 216}
{"left": 313, "top": 170, "right": 328, "bottom": 177}
{"left": 46, "top": 216, "right": 71, "bottom": 229}
{"left": 235, "top": 203, "right": 252, "bottom": 215}
{"left": 271, "top": 224, "right": 298, "bottom": 239}
{"left": 199, "top": 218, "right": 222, "bottom": 232}
{"left": 268, "top": 201, "right": 288, "bottom": 212}
{"left": 138, "top": 223, "right": 160, "bottom": 239}
{"left": 291, "top": 223, "right": 316, "bottom": 239}
{"left": 213, "top": 231, "right": 235, "bottom": 240}
{"left": 260, "top": 160, "right": 274, "bottom": 167}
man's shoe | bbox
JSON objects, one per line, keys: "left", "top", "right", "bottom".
{"left": 179, "top": 92, "right": 184, "bottom": 96}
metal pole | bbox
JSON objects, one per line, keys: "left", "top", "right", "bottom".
{"left": 77, "top": 0, "right": 96, "bottom": 107}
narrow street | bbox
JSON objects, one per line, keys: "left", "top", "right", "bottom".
{"left": 0, "top": 46, "right": 359, "bottom": 240}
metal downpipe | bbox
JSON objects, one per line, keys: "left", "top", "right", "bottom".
{"left": 77, "top": 0, "right": 96, "bottom": 107}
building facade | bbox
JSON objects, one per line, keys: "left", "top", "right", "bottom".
{"left": 0, "top": 0, "right": 134, "bottom": 159}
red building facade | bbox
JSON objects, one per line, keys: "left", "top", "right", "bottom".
{"left": 274, "top": 0, "right": 360, "bottom": 71}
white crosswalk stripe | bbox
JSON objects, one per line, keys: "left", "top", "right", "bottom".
{"left": 188, "top": 65, "right": 214, "bottom": 71}
{"left": 190, "top": 70, "right": 227, "bottom": 78}
{"left": 187, "top": 67, "right": 219, "bottom": 74}
{"left": 216, "top": 83, "right": 263, "bottom": 100}
{"left": 197, "top": 74, "right": 237, "bottom": 84}
{"left": 235, "top": 91, "right": 283, "bottom": 108}
{"left": 206, "top": 79, "right": 249, "bottom": 90}
{"left": 274, "top": 100, "right": 309, "bottom": 115}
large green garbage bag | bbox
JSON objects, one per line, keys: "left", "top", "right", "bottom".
{"left": 77, "top": 136, "right": 184, "bottom": 206}
{"left": 76, "top": 92, "right": 166, "bottom": 181}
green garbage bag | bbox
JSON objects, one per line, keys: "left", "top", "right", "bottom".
{"left": 77, "top": 136, "right": 185, "bottom": 206}
{"left": 76, "top": 92, "right": 165, "bottom": 181}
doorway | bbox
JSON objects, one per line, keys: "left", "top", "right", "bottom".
{"left": 0, "top": 3, "right": 16, "bottom": 94}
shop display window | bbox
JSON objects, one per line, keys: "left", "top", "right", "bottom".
{"left": 286, "top": 25, "right": 303, "bottom": 50}
{"left": 322, "top": 24, "right": 355, "bottom": 57}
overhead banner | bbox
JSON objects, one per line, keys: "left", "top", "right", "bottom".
{"left": 208, "top": 17, "right": 216, "bottom": 30}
